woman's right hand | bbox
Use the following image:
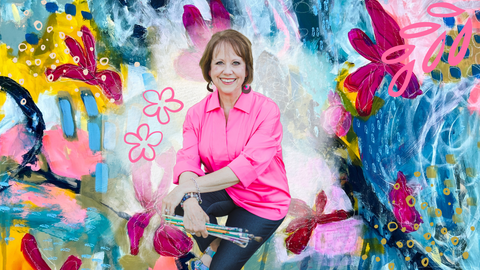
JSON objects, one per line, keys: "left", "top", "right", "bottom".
{"left": 183, "top": 198, "right": 209, "bottom": 238}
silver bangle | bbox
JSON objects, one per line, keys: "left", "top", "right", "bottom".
{"left": 191, "top": 178, "right": 202, "bottom": 204}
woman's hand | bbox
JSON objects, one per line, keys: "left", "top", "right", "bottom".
{"left": 161, "top": 186, "right": 185, "bottom": 217}
{"left": 183, "top": 198, "right": 209, "bottom": 238}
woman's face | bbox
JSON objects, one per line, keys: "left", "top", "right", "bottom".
{"left": 209, "top": 42, "right": 247, "bottom": 96}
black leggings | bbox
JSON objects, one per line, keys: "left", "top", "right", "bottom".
{"left": 175, "top": 190, "right": 284, "bottom": 270}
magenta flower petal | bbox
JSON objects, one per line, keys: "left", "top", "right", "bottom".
{"left": 21, "top": 233, "right": 51, "bottom": 270}
{"left": 81, "top": 25, "right": 97, "bottom": 73}
{"left": 348, "top": 29, "right": 382, "bottom": 62}
{"left": 211, "top": 0, "right": 231, "bottom": 32}
{"left": 385, "top": 63, "right": 423, "bottom": 99}
{"left": 45, "top": 64, "right": 96, "bottom": 83}
{"left": 153, "top": 223, "right": 193, "bottom": 257}
{"left": 127, "top": 211, "right": 155, "bottom": 255}
{"left": 64, "top": 36, "right": 87, "bottom": 68}
{"left": 96, "top": 70, "right": 123, "bottom": 102}
{"left": 389, "top": 171, "right": 423, "bottom": 232}
{"left": 183, "top": 5, "right": 211, "bottom": 49}
{"left": 314, "top": 190, "right": 328, "bottom": 215}
{"left": 344, "top": 63, "right": 385, "bottom": 116}
{"left": 59, "top": 255, "right": 82, "bottom": 270}
{"left": 285, "top": 217, "right": 316, "bottom": 254}
{"left": 287, "top": 198, "right": 315, "bottom": 218}
{"left": 366, "top": 0, "right": 404, "bottom": 53}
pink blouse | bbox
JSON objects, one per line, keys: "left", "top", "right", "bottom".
{"left": 173, "top": 90, "right": 290, "bottom": 220}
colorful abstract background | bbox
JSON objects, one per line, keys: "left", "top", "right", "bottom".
{"left": 1, "top": 0, "right": 480, "bottom": 269}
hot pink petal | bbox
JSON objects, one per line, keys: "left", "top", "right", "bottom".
{"left": 45, "top": 64, "right": 96, "bottom": 83}
{"left": 344, "top": 62, "right": 385, "bottom": 116}
{"left": 64, "top": 36, "right": 87, "bottom": 68}
{"left": 146, "top": 131, "right": 163, "bottom": 147}
{"left": 127, "top": 211, "right": 155, "bottom": 255}
{"left": 210, "top": 0, "right": 231, "bottom": 32}
{"left": 348, "top": 29, "right": 382, "bottom": 62}
{"left": 153, "top": 223, "right": 193, "bottom": 257}
{"left": 21, "top": 233, "right": 51, "bottom": 270}
{"left": 59, "top": 255, "right": 82, "bottom": 270}
{"left": 81, "top": 25, "right": 97, "bottom": 73}
{"left": 327, "top": 91, "right": 342, "bottom": 106}
{"left": 183, "top": 5, "right": 211, "bottom": 49}
{"left": 286, "top": 216, "right": 316, "bottom": 233}
{"left": 161, "top": 87, "right": 184, "bottom": 113}
{"left": 467, "top": 84, "right": 480, "bottom": 115}
{"left": 96, "top": 70, "right": 123, "bottom": 102}
{"left": 389, "top": 171, "right": 423, "bottom": 232}
{"left": 366, "top": 0, "right": 404, "bottom": 53}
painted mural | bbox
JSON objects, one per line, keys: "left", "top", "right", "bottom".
{"left": 1, "top": 0, "right": 479, "bottom": 269}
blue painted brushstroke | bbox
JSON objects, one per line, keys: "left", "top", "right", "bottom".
{"left": 45, "top": 2, "right": 58, "bottom": 13}
{"left": 132, "top": 24, "right": 147, "bottom": 39}
{"left": 473, "top": 64, "right": 480, "bottom": 79}
{"left": 459, "top": 47, "right": 470, "bottom": 59}
{"left": 440, "top": 52, "right": 448, "bottom": 63}
{"left": 95, "top": 163, "right": 109, "bottom": 193}
{"left": 475, "top": 35, "right": 480, "bottom": 44}
{"left": 58, "top": 98, "right": 76, "bottom": 137}
{"left": 431, "top": 70, "right": 443, "bottom": 82}
{"left": 25, "top": 33, "right": 39, "bottom": 45}
{"left": 449, "top": 67, "right": 461, "bottom": 79}
{"left": 476, "top": 10, "right": 480, "bottom": 21}
{"left": 457, "top": 24, "right": 464, "bottom": 32}
{"left": 103, "top": 122, "right": 117, "bottom": 151}
{"left": 81, "top": 11, "right": 92, "bottom": 20}
{"left": 150, "top": 0, "right": 167, "bottom": 9}
{"left": 81, "top": 90, "right": 99, "bottom": 117}
{"left": 65, "top": 3, "right": 76, "bottom": 16}
{"left": 443, "top": 17, "right": 455, "bottom": 28}
{"left": 88, "top": 122, "right": 101, "bottom": 151}
{"left": 445, "top": 35, "right": 453, "bottom": 46}
{"left": 142, "top": 73, "right": 157, "bottom": 90}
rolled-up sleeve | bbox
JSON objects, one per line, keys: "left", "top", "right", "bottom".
{"left": 173, "top": 109, "right": 205, "bottom": 184}
{"left": 228, "top": 101, "right": 282, "bottom": 188}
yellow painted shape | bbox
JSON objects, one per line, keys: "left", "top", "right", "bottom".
{"left": 414, "top": 171, "right": 421, "bottom": 177}
{"left": 463, "top": 252, "right": 469, "bottom": 259}
{"left": 467, "top": 197, "right": 477, "bottom": 206}
{"left": 11, "top": 4, "right": 21, "bottom": 24}
{"left": 444, "top": 180, "right": 454, "bottom": 187}
{"left": 446, "top": 154, "right": 456, "bottom": 164}
{"left": 426, "top": 166, "right": 437, "bottom": 178}
{"left": 0, "top": 228, "right": 35, "bottom": 270}
{"left": 456, "top": 208, "right": 463, "bottom": 215}
{"left": 466, "top": 168, "right": 475, "bottom": 177}
{"left": 452, "top": 214, "right": 463, "bottom": 223}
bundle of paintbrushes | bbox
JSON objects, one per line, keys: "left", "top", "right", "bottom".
{"left": 162, "top": 215, "right": 263, "bottom": 248}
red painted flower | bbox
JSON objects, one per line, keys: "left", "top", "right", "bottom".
{"left": 285, "top": 191, "right": 350, "bottom": 254}
{"left": 389, "top": 171, "right": 423, "bottom": 232}
{"left": 45, "top": 25, "right": 123, "bottom": 103}
{"left": 21, "top": 233, "right": 82, "bottom": 270}
{"left": 143, "top": 87, "right": 184, "bottom": 125}
{"left": 345, "top": 0, "right": 422, "bottom": 116}
{"left": 124, "top": 124, "right": 163, "bottom": 163}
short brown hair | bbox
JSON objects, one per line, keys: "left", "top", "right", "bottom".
{"left": 199, "top": 29, "right": 253, "bottom": 85}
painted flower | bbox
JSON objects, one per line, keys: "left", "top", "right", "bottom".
{"left": 285, "top": 191, "right": 350, "bottom": 254}
{"left": 388, "top": 171, "right": 423, "bottom": 232}
{"left": 22, "top": 233, "right": 82, "bottom": 270}
{"left": 345, "top": 0, "right": 422, "bottom": 116}
{"left": 45, "top": 25, "right": 123, "bottom": 103}
{"left": 322, "top": 91, "right": 352, "bottom": 137}
{"left": 124, "top": 124, "right": 163, "bottom": 163}
{"left": 143, "top": 87, "right": 184, "bottom": 125}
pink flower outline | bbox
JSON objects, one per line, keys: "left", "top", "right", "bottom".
{"left": 142, "top": 87, "right": 184, "bottom": 125}
{"left": 124, "top": 124, "right": 163, "bottom": 163}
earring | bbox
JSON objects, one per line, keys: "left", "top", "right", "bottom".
{"left": 242, "top": 84, "right": 251, "bottom": 94}
{"left": 207, "top": 81, "right": 214, "bottom": 92}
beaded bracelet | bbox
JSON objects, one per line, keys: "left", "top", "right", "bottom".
{"left": 180, "top": 192, "right": 201, "bottom": 208}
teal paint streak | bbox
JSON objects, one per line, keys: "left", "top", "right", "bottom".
{"left": 88, "top": 122, "right": 101, "bottom": 151}
{"left": 95, "top": 163, "right": 109, "bottom": 193}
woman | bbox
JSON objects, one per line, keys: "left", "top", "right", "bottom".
{"left": 162, "top": 29, "right": 290, "bottom": 270}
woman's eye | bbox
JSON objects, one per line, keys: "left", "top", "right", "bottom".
{"left": 233, "top": 61, "right": 241, "bottom": 65}
{"left": 216, "top": 61, "right": 224, "bottom": 65}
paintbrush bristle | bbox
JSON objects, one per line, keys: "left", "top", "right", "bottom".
{"left": 253, "top": 236, "right": 263, "bottom": 242}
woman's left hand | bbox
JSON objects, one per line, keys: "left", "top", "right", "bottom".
{"left": 161, "top": 187, "right": 185, "bottom": 216}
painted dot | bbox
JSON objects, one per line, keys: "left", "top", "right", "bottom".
{"left": 392, "top": 200, "right": 395, "bottom": 204}
{"left": 33, "top": 73, "right": 38, "bottom": 77}
{"left": 47, "top": 74, "right": 54, "bottom": 81}
{"left": 101, "top": 75, "right": 106, "bottom": 81}
{"left": 18, "top": 43, "right": 27, "bottom": 52}
{"left": 396, "top": 241, "right": 403, "bottom": 248}
{"left": 41, "top": 45, "right": 46, "bottom": 51}
{"left": 83, "top": 69, "right": 89, "bottom": 75}
{"left": 95, "top": 93, "right": 100, "bottom": 98}
{"left": 47, "top": 26, "right": 53, "bottom": 33}
{"left": 401, "top": 227, "right": 406, "bottom": 232}
{"left": 388, "top": 263, "right": 394, "bottom": 270}
{"left": 426, "top": 247, "right": 432, "bottom": 252}
{"left": 456, "top": 208, "right": 463, "bottom": 215}
{"left": 41, "top": 0, "right": 46, "bottom": 4}
{"left": 73, "top": 56, "right": 80, "bottom": 63}
{"left": 448, "top": 202, "right": 451, "bottom": 205}
{"left": 90, "top": 47, "right": 94, "bottom": 51}
{"left": 381, "top": 239, "right": 387, "bottom": 245}
{"left": 414, "top": 172, "right": 421, "bottom": 177}
{"left": 50, "top": 53, "right": 56, "bottom": 59}
{"left": 376, "top": 257, "right": 380, "bottom": 262}
{"left": 374, "top": 225, "right": 379, "bottom": 229}
{"left": 451, "top": 236, "right": 459, "bottom": 245}
{"left": 20, "top": 98, "right": 27, "bottom": 105}
{"left": 441, "top": 228, "right": 448, "bottom": 235}
{"left": 134, "top": 62, "right": 140, "bottom": 67}
{"left": 362, "top": 255, "right": 367, "bottom": 260}
{"left": 430, "top": 222, "right": 434, "bottom": 226}
{"left": 13, "top": 57, "right": 18, "bottom": 63}
{"left": 471, "top": 226, "right": 475, "bottom": 231}
{"left": 424, "top": 233, "right": 431, "bottom": 240}
{"left": 8, "top": 73, "right": 12, "bottom": 77}
{"left": 414, "top": 223, "right": 420, "bottom": 230}
{"left": 421, "top": 202, "right": 429, "bottom": 209}
{"left": 55, "top": 44, "right": 58, "bottom": 47}
{"left": 64, "top": 48, "right": 70, "bottom": 54}
{"left": 19, "top": 79, "right": 24, "bottom": 85}
{"left": 405, "top": 257, "right": 410, "bottom": 261}
{"left": 431, "top": 184, "right": 434, "bottom": 187}
{"left": 422, "top": 258, "right": 429, "bottom": 267}
{"left": 74, "top": 88, "right": 79, "bottom": 92}
{"left": 431, "top": 241, "right": 435, "bottom": 245}
{"left": 443, "top": 188, "right": 450, "bottom": 195}
{"left": 56, "top": 60, "right": 59, "bottom": 63}
{"left": 26, "top": 60, "right": 32, "bottom": 66}
{"left": 463, "top": 252, "right": 469, "bottom": 259}
{"left": 30, "top": 48, "right": 34, "bottom": 52}
{"left": 51, "top": 65, "right": 56, "bottom": 69}
{"left": 77, "top": 31, "right": 83, "bottom": 37}
{"left": 35, "top": 59, "right": 41, "bottom": 66}
{"left": 59, "top": 32, "right": 65, "bottom": 39}
{"left": 24, "top": 10, "right": 30, "bottom": 16}
{"left": 435, "top": 209, "right": 442, "bottom": 217}
{"left": 100, "top": 57, "right": 109, "bottom": 65}
{"left": 440, "top": 253, "right": 443, "bottom": 256}
{"left": 66, "top": 14, "right": 72, "bottom": 20}
{"left": 109, "top": 98, "right": 115, "bottom": 103}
